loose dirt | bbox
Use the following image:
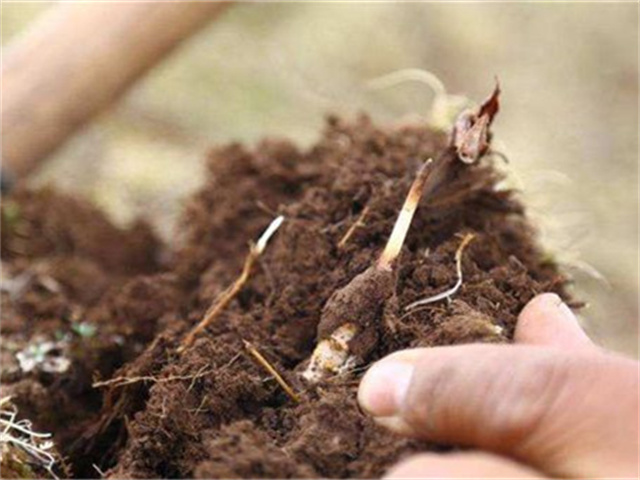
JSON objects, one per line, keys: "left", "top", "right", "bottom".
{"left": 1, "top": 113, "right": 568, "bottom": 478}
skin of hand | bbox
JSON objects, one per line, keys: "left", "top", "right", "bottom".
{"left": 358, "top": 293, "right": 639, "bottom": 479}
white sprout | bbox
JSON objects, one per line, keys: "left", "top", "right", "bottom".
{"left": 255, "top": 215, "right": 284, "bottom": 254}
{"left": 304, "top": 162, "right": 436, "bottom": 383}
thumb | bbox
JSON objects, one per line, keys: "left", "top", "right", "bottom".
{"left": 358, "top": 345, "right": 639, "bottom": 478}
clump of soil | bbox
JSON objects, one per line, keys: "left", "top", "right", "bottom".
{"left": 1, "top": 111, "right": 567, "bottom": 479}
{"left": 1, "top": 189, "right": 173, "bottom": 476}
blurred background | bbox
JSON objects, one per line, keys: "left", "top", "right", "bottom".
{"left": 2, "top": 2, "right": 638, "bottom": 356}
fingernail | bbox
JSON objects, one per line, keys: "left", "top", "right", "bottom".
{"left": 358, "top": 360, "right": 414, "bottom": 417}
{"left": 374, "top": 415, "right": 415, "bottom": 436}
{"left": 556, "top": 299, "right": 577, "bottom": 322}
{"left": 544, "top": 293, "right": 578, "bottom": 322}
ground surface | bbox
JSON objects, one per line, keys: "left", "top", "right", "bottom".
{"left": 1, "top": 116, "right": 567, "bottom": 478}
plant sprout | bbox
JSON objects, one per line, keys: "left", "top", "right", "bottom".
{"left": 302, "top": 85, "right": 501, "bottom": 383}
{"left": 178, "top": 216, "right": 284, "bottom": 353}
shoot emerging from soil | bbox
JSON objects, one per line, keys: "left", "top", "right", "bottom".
{"left": 303, "top": 160, "right": 433, "bottom": 382}
{"left": 405, "top": 233, "right": 475, "bottom": 310}
{"left": 378, "top": 159, "right": 432, "bottom": 271}
{"left": 451, "top": 82, "right": 500, "bottom": 164}
{"left": 178, "top": 216, "right": 284, "bottom": 353}
{"left": 303, "top": 85, "right": 502, "bottom": 383}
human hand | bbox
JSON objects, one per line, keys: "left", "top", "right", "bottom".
{"left": 358, "top": 293, "right": 639, "bottom": 478}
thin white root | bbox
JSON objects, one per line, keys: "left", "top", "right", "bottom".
{"left": 178, "top": 216, "right": 284, "bottom": 353}
{"left": 378, "top": 160, "right": 433, "bottom": 271}
{"left": 562, "top": 258, "right": 611, "bottom": 289}
{"left": 405, "top": 233, "right": 475, "bottom": 311}
{"left": 93, "top": 463, "right": 106, "bottom": 478}
{"left": 366, "top": 68, "right": 447, "bottom": 96}
{"left": 92, "top": 365, "right": 215, "bottom": 389}
{"left": 0, "top": 398, "right": 58, "bottom": 479}
{"left": 365, "top": 68, "right": 472, "bottom": 129}
{"left": 302, "top": 323, "right": 358, "bottom": 383}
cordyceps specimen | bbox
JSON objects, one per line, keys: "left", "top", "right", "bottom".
{"left": 302, "top": 84, "right": 501, "bottom": 383}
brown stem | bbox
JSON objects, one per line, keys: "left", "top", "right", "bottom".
{"left": 177, "top": 216, "right": 284, "bottom": 353}
{"left": 178, "top": 247, "right": 257, "bottom": 353}
{"left": 243, "top": 340, "right": 300, "bottom": 402}
{"left": 337, "top": 205, "right": 370, "bottom": 249}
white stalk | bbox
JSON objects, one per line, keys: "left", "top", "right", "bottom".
{"left": 302, "top": 323, "right": 357, "bottom": 382}
{"left": 255, "top": 215, "right": 284, "bottom": 254}
{"left": 378, "top": 159, "right": 432, "bottom": 271}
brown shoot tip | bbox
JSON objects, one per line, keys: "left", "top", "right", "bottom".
{"left": 377, "top": 159, "right": 433, "bottom": 271}
{"left": 243, "top": 340, "right": 300, "bottom": 402}
{"left": 479, "top": 79, "right": 501, "bottom": 122}
{"left": 452, "top": 83, "right": 501, "bottom": 164}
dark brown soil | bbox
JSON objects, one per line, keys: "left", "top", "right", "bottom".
{"left": 0, "top": 188, "right": 171, "bottom": 476}
{"left": 1, "top": 114, "right": 568, "bottom": 479}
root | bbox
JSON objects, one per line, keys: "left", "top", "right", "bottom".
{"left": 93, "top": 355, "right": 240, "bottom": 389}
{"left": 405, "top": 233, "right": 475, "bottom": 310}
{"left": 365, "top": 68, "right": 472, "bottom": 129}
{"left": 485, "top": 149, "right": 510, "bottom": 165}
{"left": 92, "top": 366, "right": 215, "bottom": 389}
{"left": 243, "top": 340, "right": 300, "bottom": 403}
{"left": 93, "top": 463, "right": 106, "bottom": 478}
{"left": 337, "top": 206, "right": 370, "bottom": 249}
{"left": 0, "top": 398, "right": 59, "bottom": 479}
{"left": 366, "top": 68, "right": 447, "bottom": 97}
{"left": 561, "top": 257, "right": 611, "bottom": 289}
{"left": 178, "top": 216, "right": 284, "bottom": 353}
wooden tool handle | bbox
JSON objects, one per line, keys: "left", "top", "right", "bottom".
{"left": 1, "top": 2, "right": 229, "bottom": 181}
